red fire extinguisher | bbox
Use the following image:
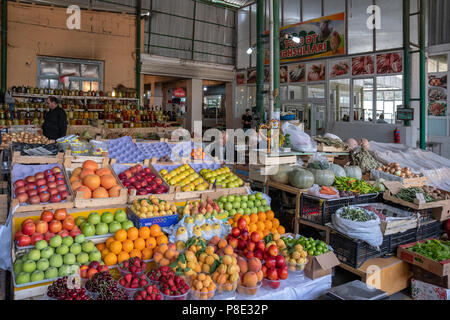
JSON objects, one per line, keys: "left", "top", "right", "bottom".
{"left": 394, "top": 127, "right": 400, "bottom": 143}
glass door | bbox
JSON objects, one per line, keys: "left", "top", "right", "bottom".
{"left": 312, "top": 104, "right": 327, "bottom": 136}
{"left": 353, "top": 78, "right": 374, "bottom": 122}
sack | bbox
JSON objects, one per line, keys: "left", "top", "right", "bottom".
{"left": 307, "top": 184, "right": 340, "bottom": 199}
{"left": 281, "top": 122, "right": 317, "bottom": 152}
{"left": 332, "top": 206, "right": 383, "bottom": 249}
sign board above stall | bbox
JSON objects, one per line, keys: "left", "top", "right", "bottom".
{"left": 173, "top": 88, "right": 186, "bottom": 98}
{"left": 265, "top": 12, "right": 346, "bottom": 64}
{"left": 396, "top": 107, "right": 415, "bottom": 121}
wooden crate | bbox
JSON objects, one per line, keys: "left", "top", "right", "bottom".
{"left": 258, "top": 154, "right": 297, "bottom": 166}
{"left": 63, "top": 150, "right": 109, "bottom": 168}
{"left": 12, "top": 151, "right": 64, "bottom": 165}
{"left": 64, "top": 163, "right": 127, "bottom": 209}
{"left": 316, "top": 144, "right": 347, "bottom": 152}
{"left": 383, "top": 190, "right": 450, "bottom": 211}
{"left": 0, "top": 193, "right": 8, "bottom": 225}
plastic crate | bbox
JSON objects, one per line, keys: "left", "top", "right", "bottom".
{"left": 417, "top": 220, "right": 441, "bottom": 241}
{"left": 127, "top": 208, "right": 179, "bottom": 229}
{"left": 329, "top": 230, "right": 388, "bottom": 269}
{"left": 352, "top": 193, "right": 382, "bottom": 205}
{"left": 384, "top": 228, "right": 417, "bottom": 254}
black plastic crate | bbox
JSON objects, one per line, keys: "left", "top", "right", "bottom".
{"left": 329, "top": 230, "right": 388, "bottom": 269}
{"left": 384, "top": 228, "right": 417, "bottom": 254}
{"left": 417, "top": 220, "right": 442, "bottom": 241}
{"left": 353, "top": 193, "right": 383, "bottom": 205}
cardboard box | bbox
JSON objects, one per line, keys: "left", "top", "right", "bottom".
{"left": 411, "top": 278, "right": 450, "bottom": 300}
{"left": 432, "top": 205, "right": 450, "bottom": 222}
{"left": 411, "top": 265, "right": 450, "bottom": 289}
{"left": 304, "top": 251, "right": 340, "bottom": 280}
{"left": 397, "top": 240, "right": 450, "bottom": 277}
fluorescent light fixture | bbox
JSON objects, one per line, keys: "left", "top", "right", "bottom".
{"left": 204, "top": 87, "right": 207, "bottom": 92}
{"left": 246, "top": 47, "right": 254, "bottom": 55}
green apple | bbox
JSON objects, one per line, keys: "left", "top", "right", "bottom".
{"left": 75, "top": 216, "right": 86, "bottom": 226}
{"left": 254, "top": 200, "right": 262, "bottom": 207}
{"left": 240, "top": 202, "right": 248, "bottom": 209}
{"left": 229, "top": 209, "right": 237, "bottom": 216}
{"left": 95, "top": 222, "right": 109, "bottom": 235}
{"left": 244, "top": 208, "right": 251, "bottom": 215}
{"left": 62, "top": 236, "right": 74, "bottom": 247}
{"left": 28, "top": 249, "right": 41, "bottom": 261}
{"left": 37, "top": 258, "right": 49, "bottom": 271}
{"left": 45, "top": 267, "right": 58, "bottom": 279}
{"left": 63, "top": 253, "right": 76, "bottom": 265}
{"left": 41, "top": 247, "right": 54, "bottom": 260}
{"left": 224, "top": 202, "right": 233, "bottom": 211}
{"left": 249, "top": 194, "right": 256, "bottom": 201}
{"left": 74, "top": 234, "right": 86, "bottom": 244}
{"left": 19, "top": 253, "right": 28, "bottom": 262}
{"left": 247, "top": 201, "right": 254, "bottom": 208}
{"left": 76, "top": 252, "right": 89, "bottom": 264}
{"left": 69, "top": 264, "right": 79, "bottom": 276}
{"left": 56, "top": 245, "right": 69, "bottom": 256}
{"left": 218, "top": 202, "right": 224, "bottom": 209}
{"left": 70, "top": 243, "right": 82, "bottom": 255}
{"left": 257, "top": 207, "right": 265, "bottom": 214}
{"left": 81, "top": 240, "right": 95, "bottom": 253}
{"left": 241, "top": 195, "right": 248, "bottom": 202}
{"left": 49, "top": 254, "right": 63, "bottom": 268}
{"left": 59, "top": 265, "right": 71, "bottom": 277}
{"left": 219, "top": 196, "right": 227, "bottom": 203}
{"left": 108, "top": 221, "right": 122, "bottom": 234}
{"left": 227, "top": 195, "right": 235, "bottom": 203}
{"left": 255, "top": 193, "right": 263, "bottom": 200}
{"left": 237, "top": 208, "right": 245, "bottom": 215}
{"left": 114, "top": 209, "right": 127, "bottom": 222}
{"left": 79, "top": 221, "right": 87, "bottom": 230}
{"left": 251, "top": 207, "right": 258, "bottom": 214}
{"left": 82, "top": 223, "right": 96, "bottom": 237}
{"left": 89, "top": 250, "right": 101, "bottom": 262}
{"left": 49, "top": 235, "right": 62, "bottom": 248}
{"left": 22, "top": 260, "right": 36, "bottom": 273}
{"left": 121, "top": 220, "right": 134, "bottom": 230}
{"left": 35, "top": 240, "right": 48, "bottom": 251}
{"left": 87, "top": 212, "right": 101, "bottom": 225}
{"left": 16, "top": 272, "right": 30, "bottom": 285}
{"left": 264, "top": 206, "right": 271, "bottom": 212}
{"left": 30, "top": 270, "right": 45, "bottom": 282}
{"left": 101, "top": 212, "right": 114, "bottom": 224}
{"left": 13, "top": 260, "right": 23, "bottom": 275}
{"left": 261, "top": 199, "right": 268, "bottom": 206}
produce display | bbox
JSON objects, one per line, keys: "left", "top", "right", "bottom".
{"left": 216, "top": 193, "right": 270, "bottom": 218}
{"left": 13, "top": 166, "right": 70, "bottom": 204}
{"left": 261, "top": 244, "right": 288, "bottom": 289}
{"left": 189, "top": 273, "right": 217, "bottom": 300}
{"left": 210, "top": 253, "right": 240, "bottom": 294}
{"left": 179, "top": 197, "right": 226, "bottom": 220}
{"left": 200, "top": 167, "right": 245, "bottom": 188}
{"left": 15, "top": 209, "right": 81, "bottom": 247}
{"left": 281, "top": 236, "right": 329, "bottom": 257}
{"left": 350, "top": 147, "right": 381, "bottom": 173}
{"left": 79, "top": 261, "right": 109, "bottom": 280}
{"left": 394, "top": 186, "right": 450, "bottom": 203}
{"left": 76, "top": 209, "right": 133, "bottom": 237}
{"left": 2, "top": 131, "right": 51, "bottom": 145}
{"left": 46, "top": 277, "right": 93, "bottom": 300}
{"left": 158, "top": 270, "right": 191, "bottom": 300}
{"left": 85, "top": 271, "right": 128, "bottom": 300}
{"left": 118, "top": 257, "right": 148, "bottom": 276}
{"left": 13, "top": 234, "right": 101, "bottom": 285}
{"left": 153, "top": 242, "right": 180, "bottom": 268}
{"left": 130, "top": 196, "right": 178, "bottom": 219}
{"left": 333, "top": 177, "right": 378, "bottom": 195}
{"left": 118, "top": 164, "right": 168, "bottom": 195}
{"left": 313, "top": 136, "right": 348, "bottom": 150}
{"left": 134, "top": 284, "right": 162, "bottom": 300}
{"left": 375, "top": 163, "right": 422, "bottom": 179}
{"left": 338, "top": 206, "right": 376, "bottom": 222}
{"left": 289, "top": 168, "right": 315, "bottom": 189}
{"left": 69, "top": 160, "right": 121, "bottom": 199}
{"left": 159, "top": 164, "right": 209, "bottom": 192}
{"left": 408, "top": 239, "right": 450, "bottom": 262}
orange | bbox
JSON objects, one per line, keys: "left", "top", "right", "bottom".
{"left": 117, "top": 251, "right": 130, "bottom": 264}
{"left": 233, "top": 214, "right": 242, "bottom": 222}
{"left": 114, "top": 229, "right": 127, "bottom": 242}
{"left": 256, "top": 221, "right": 265, "bottom": 231}
{"left": 138, "top": 226, "right": 150, "bottom": 239}
{"left": 127, "top": 227, "right": 139, "bottom": 241}
{"left": 266, "top": 210, "right": 275, "bottom": 221}
{"left": 122, "top": 239, "right": 134, "bottom": 253}
{"left": 271, "top": 228, "right": 278, "bottom": 235}
{"left": 129, "top": 249, "right": 142, "bottom": 259}
{"left": 96, "top": 243, "right": 105, "bottom": 251}
{"left": 110, "top": 240, "right": 123, "bottom": 255}
{"left": 232, "top": 222, "right": 237, "bottom": 228}
{"left": 272, "top": 218, "right": 280, "bottom": 228}
{"left": 145, "top": 237, "right": 157, "bottom": 249}
{"left": 106, "top": 237, "right": 115, "bottom": 248}
{"left": 264, "top": 220, "right": 273, "bottom": 230}
{"left": 150, "top": 224, "right": 162, "bottom": 237}
{"left": 142, "top": 248, "right": 153, "bottom": 260}
{"left": 134, "top": 238, "right": 146, "bottom": 251}
{"left": 227, "top": 218, "right": 233, "bottom": 225}
{"left": 257, "top": 212, "right": 266, "bottom": 222}
{"left": 277, "top": 226, "right": 285, "bottom": 234}
{"left": 257, "top": 231, "right": 264, "bottom": 240}
{"left": 101, "top": 248, "right": 110, "bottom": 259}
{"left": 249, "top": 213, "right": 258, "bottom": 224}
{"left": 242, "top": 215, "right": 250, "bottom": 225}
{"left": 248, "top": 223, "right": 257, "bottom": 233}
{"left": 104, "top": 253, "right": 117, "bottom": 266}
{"left": 263, "top": 229, "right": 270, "bottom": 237}
{"left": 156, "top": 234, "right": 168, "bottom": 245}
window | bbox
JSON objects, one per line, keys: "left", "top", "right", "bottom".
{"left": 330, "top": 79, "right": 350, "bottom": 122}
{"left": 353, "top": 78, "right": 374, "bottom": 122}
{"left": 38, "top": 57, "right": 102, "bottom": 91}
{"left": 428, "top": 55, "right": 448, "bottom": 73}
{"left": 427, "top": 53, "right": 449, "bottom": 137}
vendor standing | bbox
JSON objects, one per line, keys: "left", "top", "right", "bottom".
{"left": 241, "top": 109, "right": 253, "bottom": 132}
{"left": 42, "top": 97, "right": 68, "bottom": 140}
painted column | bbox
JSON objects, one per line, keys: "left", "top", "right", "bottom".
{"left": 256, "top": 0, "right": 265, "bottom": 124}
{"left": 186, "top": 79, "right": 203, "bottom": 133}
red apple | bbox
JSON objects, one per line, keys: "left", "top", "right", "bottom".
{"left": 56, "top": 178, "right": 65, "bottom": 186}
{"left": 254, "top": 249, "right": 264, "bottom": 260}
{"left": 25, "top": 183, "right": 37, "bottom": 192}
{"left": 34, "top": 172, "right": 45, "bottom": 180}
{"left": 55, "top": 173, "right": 64, "bottom": 179}
{"left": 36, "top": 179, "right": 46, "bottom": 187}
{"left": 246, "top": 240, "right": 256, "bottom": 252}
{"left": 237, "top": 218, "right": 247, "bottom": 231}
{"left": 57, "top": 185, "right": 67, "bottom": 192}
{"left": 17, "top": 235, "right": 31, "bottom": 247}
{"left": 122, "top": 181, "right": 131, "bottom": 187}
{"left": 135, "top": 165, "right": 143, "bottom": 172}
{"left": 265, "top": 256, "right": 276, "bottom": 269}
{"left": 44, "top": 232, "right": 55, "bottom": 242}
{"left": 154, "top": 178, "right": 162, "bottom": 185}
{"left": 256, "top": 241, "right": 266, "bottom": 252}
{"left": 231, "top": 227, "right": 241, "bottom": 238}
{"left": 237, "top": 239, "right": 247, "bottom": 250}
{"left": 277, "top": 266, "right": 288, "bottom": 280}
{"left": 50, "top": 194, "right": 62, "bottom": 203}
{"left": 245, "top": 251, "right": 254, "bottom": 260}
{"left": 15, "top": 230, "right": 25, "bottom": 241}
{"left": 39, "top": 191, "right": 51, "bottom": 203}
{"left": 240, "top": 230, "right": 249, "bottom": 241}
{"left": 267, "top": 267, "right": 278, "bottom": 281}
{"left": 27, "top": 189, "right": 39, "bottom": 197}
{"left": 58, "top": 229, "right": 69, "bottom": 238}
{"left": 22, "top": 222, "right": 36, "bottom": 236}
{"left": 143, "top": 168, "right": 151, "bottom": 174}
{"left": 275, "top": 255, "right": 286, "bottom": 268}
{"left": 43, "top": 170, "right": 52, "bottom": 177}
{"left": 14, "top": 180, "right": 26, "bottom": 188}
{"left": 41, "top": 211, "right": 54, "bottom": 222}
{"left": 48, "top": 188, "right": 59, "bottom": 196}
{"left": 47, "top": 182, "right": 57, "bottom": 189}
{"left": 54, "top": 209, "right": 67, "bottom": 221}
{"left": 70, "top": 227, "right": 82, "bottom": 238}
{"left": 35, "top": 220, "right": 48, "bottom": 234}
{"left": 15, "top": 186, "right": 26, "bottom": 196}
{"left": 31, "top": 233, "right": 44, "bottom": 245}
{"left": 118, "top": 173, "right": 127, "bottom": 180}
{"left": 137, "top": 189, "right": 148, "bottom": 195}
{"left": 228, "top": 237, "right": 239, "bottom": 249}
{"left": 30, "top": 195, "right": 41, "bottom": 204}
{"left": 267, "top": 244, "right": 279, "bottom": 257}
{"left": 124, "top": 170, "right": 132, "bottom": 178}
{"left": 250, "top": 232, "right": 261, "bottom": 243}
{"left": 37, "top": 185, "right": 48, "bottom": 193}
{"left": 60, "top": 191, "right": 70, "bottom": 200}
{"left": 22, "top": 218, "right": 34, "bottom": 227}
{"left": 17, "top": 193, "right": 29, "bottom": 203}
{"left": 51, "top": 167, "right": 62, "bottom": 174}
{"left": 133, "top": 182, "right": 142, "bottom": 189}
{"left": 145, "top": 176, "right": 154, "bottom": 183}
{"left": 25, "top": 176, "right": 36, "bottom": 183}
{"left": 46, "top": 175, "right": 55, "bottom": 183}
{"left": 129, "top": 177, "right": 137, "bottom": 184}
{"left": 130, "top": 167, "right": 138, "bottom": 175}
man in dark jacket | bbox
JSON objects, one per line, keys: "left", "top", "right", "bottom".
{"left": 42, "top": 96, "right": 68, "bottom": 140}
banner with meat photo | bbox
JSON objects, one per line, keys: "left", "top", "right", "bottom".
{"left": 352, "top": 55, "right": 374, "bottom": 76}
{"left": 307, "top": 63, "right": 326, "bottom": 82}
{"left": 330, "top": 59, "right": 350, "bottom": 78}
{"left": 428, "top": 102, "right": 447, "bottom": 117}
{"left": 236, "top": 72, "right": 246, "bottom": 85}
{"left": 288, "top": 64, "right": 306, "bottom": 83}
{"left": 376, "top": 52, "right": 403, "bottom": 74}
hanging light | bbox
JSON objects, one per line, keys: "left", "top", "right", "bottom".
{"left": 246, "top": 47, "right": 254, "bottom": 55}
{"left": 292, "top": 36, "right": 301, "bottom": 44}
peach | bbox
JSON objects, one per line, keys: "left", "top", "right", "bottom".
{"left": 242, "top": 271, "right": 258, "bottom": 287}
{"left": 248, "top": 257, "right": 262, "bottom": 273}
{"left": 237, "top": 257, "right": 248, "bottom": 274}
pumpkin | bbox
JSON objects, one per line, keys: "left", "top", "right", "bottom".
{"left": 83, "top": 174, "right": 101, "bottom": 191}
{"left": 100, "top": 174, "right": 117, "bottom": 190}
{"left": 346, "top": 138, "right": 358, "bottom": 150}
{"left": 344, "top": 166, "right": 362, "bottom": 180}
{"left": 289, "top": 169, "right": 315, "bottom": 189}
{"left": 82, "top": 160, "right": 98, "bottom": 171}
{"left": 272, "top": 165, "right": 294, "bottom": 184}
{"left": 93, "top": 187, "right": 109, "bottom": 199}
{"left": 307, "top": 168, "right": 335, "bottom": 186}
{"left": 360, "top": 138, "right": 370, "bottom": 150}
{"left": 330, "top": 164, "right": 346, "bottom": 178}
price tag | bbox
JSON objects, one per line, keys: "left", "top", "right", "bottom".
{"left": 415, "top": 193, "right": 426, "bottom": 204}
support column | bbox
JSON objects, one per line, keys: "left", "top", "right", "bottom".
{"left": 256, "top": 0, "right": 265, "bottom": 124}
{"left": 419, "top": 0, "right": 426, "bottom": 149}
{"left": 150, "top": 81, "right": 155, "bottom": 107}
{"left": 273, "top": 0, "right": 280, "bottom": 117}
{"left": 1, "top": 0, "right": 7, "bottom": 95}
{"left": 186, "top": 79, "right": 203, "bottom": 133}
{"left": 136, "top": 0, "right": 142, "bottom": 105}
{"left": 403, "top": 0, "right": 411, "bottom": 127}
{"left": 225, "top": 82, "right": 234, "bottom": 129}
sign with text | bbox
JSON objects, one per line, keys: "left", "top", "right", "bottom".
{"left": 265, "top": 12, "right": 346, "bottom": 64}
{"left": 173, "top": 88, "right": 186, "bottom": 98}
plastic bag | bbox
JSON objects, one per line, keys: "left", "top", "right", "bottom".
{"left": 324, "top": 133, "right": 343, "bottom": 142}
{"left": 281, "top": 122, "right": 317, "bottom": 152}
{"left": 307, "top": 184, "right": 340, "bottom": 199}
{"left": 89, "top": 140, "right": 108, "bottom": 156}
{"left": 306, "top": 153, "right": 331, "bottom": 170}
{"left": 332, "top": 206, "right": 383, "bottom": 249}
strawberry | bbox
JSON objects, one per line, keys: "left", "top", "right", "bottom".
{"left": 124, "top": 273, "right": 132, "bottom": 283}
{"left": 135, "top": 295, "right": 143, "bottom": 300}
{"left": 139, "top": 279, "right": 148, "bottom": 288}
{"left": 130, "top": 266, "right": 137, "bottom": 273}
{"left": 119, "top": 278, "right": 126, "bottom": 286}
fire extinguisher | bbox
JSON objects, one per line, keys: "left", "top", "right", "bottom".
{"left": 394, "top": 127, "right": 400, "bottom": 143}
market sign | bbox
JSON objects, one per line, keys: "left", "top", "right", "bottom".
{"left": 266, "top": 12, "right": 346, "bottom": 64}
{"left": 173, "top": 88, "right": 186, "bottom": 98}
{"left": 397, "top": 107, "right": 415, "bottom": 121}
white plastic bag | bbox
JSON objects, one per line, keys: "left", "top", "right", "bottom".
{"left": 332, "top": 206, "right": 383, "bottom": 249}
{"left": 307, "top": 184, "right": 340, "bottom": 199}
{"left": 281, "top": 122, "right": 317, "bottom": 152}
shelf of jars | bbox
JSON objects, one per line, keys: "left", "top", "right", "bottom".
{"left": 9, "top": 87, "right": 138, "bottom": 100}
